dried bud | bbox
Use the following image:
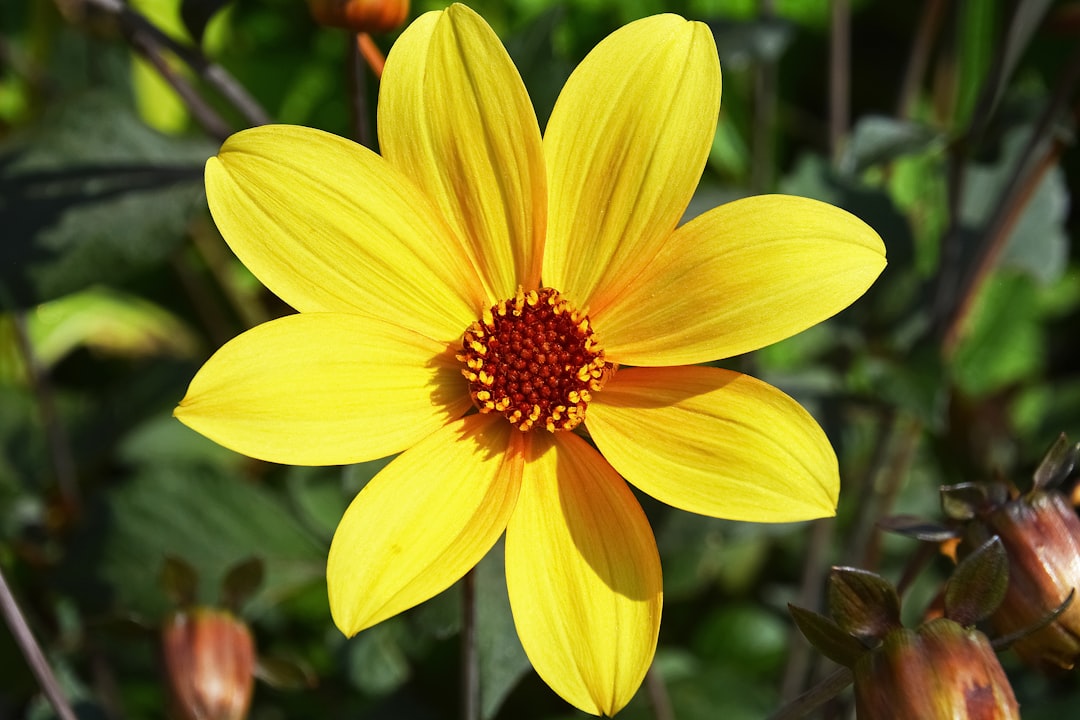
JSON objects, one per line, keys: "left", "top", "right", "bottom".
{"left": 980, "top": 489, "right": 1080, "bottom": 670}
{"left": 162, "top": 608, "right": 256, "bottom": 720}
{"left": 853, "top": 618, "right": 1019, "bottom": 720}
{"left": 307, "top": 0, "right": 409, "bottom": 34}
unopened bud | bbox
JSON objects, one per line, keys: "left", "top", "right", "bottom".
{"left": 162, "top": 608, "right": 256, "bottom": 720}
{"left": 307, "top": 0, "right": 409, "bottom": 34}
{"left": 854, "top": 617, "right": 1019, "bottom": 720}
{"left": 981, "top": 489, "right": 1080, "bottom": 670}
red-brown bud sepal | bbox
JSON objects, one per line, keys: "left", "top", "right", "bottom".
{"left": 942, "top": 434, "right": 1080, "bottom": 671}
{"left": 162, "top": 608, "right": 256, "bottom": 720}
{"left": 307, "top": 0, "right": 409, "bottom": 34}
{"left": 853, "top": 618, "right": 1019, "bottom": 720}
{"left": 789, "top": 540, "right": 1016, "bottom": 719}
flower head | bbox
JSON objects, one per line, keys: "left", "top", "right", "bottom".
{"left": 176, "top": 4, "right": 885, "bottom": 714}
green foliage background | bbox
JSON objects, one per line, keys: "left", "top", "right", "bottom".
{"left": 1, "top": 0, "right": 1079, "bottom": 718}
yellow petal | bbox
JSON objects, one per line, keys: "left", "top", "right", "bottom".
{"left": 594, "top": 194, "right": 887, "bottom": 365}
{"left": 379, "top": 5, "right": 546, "bottom": 300}
{"left": 206, "top": 125, "right": 484, "bottom": 340}
{"left": 543, "top": 15, "right": 720, "bottom": 314}
{"left": 505, "top": 431, "right": 661, "bottom": 716}
{"left": 328, "top": 414, "right": 524, "bottom": 635}
{"left": 175, "top": 313, "right": 470, "bottom": 465}
{"left": 587, "top": 366, "right": 839, "bottom": 522}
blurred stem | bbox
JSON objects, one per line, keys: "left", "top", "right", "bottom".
{"left": 769, "top": 667, "right": 853, "bottom": 720}
{"left": 0, "top": 566, "right": 79, "bottom": 720}
{"left": 190, "top": 217, "right": 270, "bottom": 330}
{"left": 350, "top": 34, "right": 372, "bottom": 147}
{"left": 828, "top": 0, "right": 850, "bottom": 166}
{"left": 940, "top": 46, "right": 1080, "bottom": 355}
{"left": 12, "top": 313, "right": 79, "bottom": 517}
{"left": 751, "top": 0, "right": 777, "bottom": 192}
{"left": 896, "top": 0, "right": 946, "bottom": 119}
{"left": 645, "top": 663, "right": 674, "bottom": 720}
{"left": 76, "top": 0, "right": 271, "bottom": 129}
{"left": 125, "top": 23, "right": 232, "bottom": 141}
{"left": 462, "top": 567, "right": 479, "bottom": 720}
{"left": 779, "top": 518, "right": 834, "bottom": 702}
{"left": 851, "top": 413, "right": 922, "bottom": 570}
{"left": 358, "top": 33, "right": 386, "bottom": 79}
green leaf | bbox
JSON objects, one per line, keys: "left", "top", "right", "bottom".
{"left": 0, "top": 92, "right": 212, "bottom": 309}
{"left": 841, "top": 115, "right": 942, "bottom": 175}
{"left": 476, "top": 539, "right": 531, "bottom": 720}
{"left": 946, "top": 537, "right": 1007, "bottom": 626}
{"left": 345, "top": 620, "right": 411, "bottom": 696}
{"left": 181, "top": 0, "right": 231, "bottom": 46}
{"left": 960, "top": 127, "right": 1069, "bottom": 286}
{"left": 951, "top": 271, "right": 1044, "bottom": 396}
{"left": 66, "top": 466, "right": 324, "bottom": 619}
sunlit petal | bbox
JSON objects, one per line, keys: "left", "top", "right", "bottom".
{"left": 206, "top": 125, "right": 483, "bottom": 340}
{"left": 588, "top": 366, "right": 839, "bottom": 522}
{"left": 328, "top": 414, "right": 524, "bottom": 635}
{"left": 543, "top": 14, "right": 720, "bottom": 314}
{"left": 380, "top": 5, "right": 546, "bottom": 299}
{"left": 175, "top": 313, "right": 469, "bottom": 465}
{"left": 505, "top": 431, "right": 661, "bottom": 716}
{"left": 595, "top": 194, "right": 888, "bottom": 365}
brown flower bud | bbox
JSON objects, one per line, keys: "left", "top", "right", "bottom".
{"left": 981, "top": 489, "right": 1080, "bottom": 671}
{"left": 853, "top": 617, "right": 1019, "bottom": 720}
{"left": 307, "top": 0, "right": 409, "bottom": 34}
{"left": 162, "top": 608, "right": 256, "bottom": 720}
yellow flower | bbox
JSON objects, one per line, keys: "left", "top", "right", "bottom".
{"left": 175, "top": 4, "right": 885, "bottom": 715}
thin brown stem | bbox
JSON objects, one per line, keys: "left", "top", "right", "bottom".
{"left": 769, "top": 667, "right": 853, "bottom": 720}
{"left": 941, "top": 47, "right": 1080, "bottom": 354}
{"left": 125, "top": 24, "right": 233, "bottom": 141}
{"left": 645, "top": 662, "right": 675, "bottom": 720}
{"left": 896, "top": 0, "right": 946, "bottom": 119}
{"left": 780, "top": 518, "right": 835, "bottom": 702}
{"left": 75, "top": 0, "right": 271, "bottom": 129}
{"left": 751, "top": 0, "right": 777, "bottom": 193}
{"left": 0, "top": 566, "right": 79, "bottom": 720}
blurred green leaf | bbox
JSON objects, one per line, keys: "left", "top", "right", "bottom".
{"left": 952, "top": 271, "right": 1043, "bottom": 396}
{"left": 346, "top": 619, "right": 412, "bottom": 697}
{"left": 477, "top": 540, "right": 531, "bottom": 720}
{"left": 960, "top": 128, "right": 1069, "bottom": 286}
{"left": 0, "top": 92, "right": 211, "bottom": 309}
{"left": 840, "top": 115, "right": 942, "bottom": 175}
{"left": 69, "top": 466, "right": 324, "bottom": 619}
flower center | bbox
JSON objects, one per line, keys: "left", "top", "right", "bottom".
{"left": 457, "top": 287, "right": 614, "bottom": 432}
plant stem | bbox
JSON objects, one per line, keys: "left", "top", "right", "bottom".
{"left": 828, "top": 0, "right": 850, "bottom": 166}
{"left": 462, "top": 567, "right": 479, "bottom": 720}
{"left": 0, "top": 566, "right": 79, "bottom": 720}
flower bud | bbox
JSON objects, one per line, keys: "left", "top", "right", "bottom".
{"left": 979, "top": 489, "right": 1080, "bottom": 671}
{"left": 162, "top": 608, "right": 256, "bottom": 720}
{"left": 307, "top": 0, "right": 409, "bottom": 34}
{"left": 853, "top": 617, "right": 1019, "bottom": 720}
